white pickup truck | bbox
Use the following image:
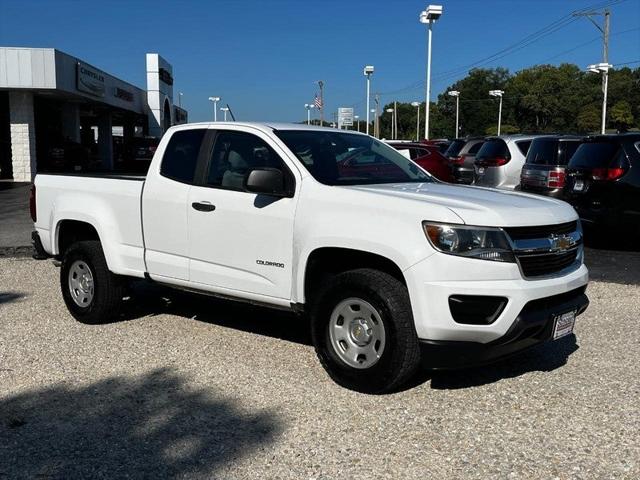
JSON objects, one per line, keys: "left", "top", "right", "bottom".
{"left": 32, "top": 122, "right": 589, "bottom": 393}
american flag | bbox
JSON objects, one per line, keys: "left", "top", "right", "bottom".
{"left": 314, "top": 94, "right": 323, "bottom": 110}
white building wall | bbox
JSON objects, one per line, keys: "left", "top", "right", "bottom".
{"left": 8, "top": 91, "right": 37, "bottom": 182}
{"left": 146, "top": 53, "right": 174, "bottom": 137}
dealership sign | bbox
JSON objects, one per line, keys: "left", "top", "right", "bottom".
{"left": 76, "top": 62, "right": 106, "bottom": 97}
{"left": 159, "top": 67, "right": 174, "bottom": 86}
{"left": 114, "top": 87, "right": 134, "bottom": 102}
{"left": 338, "top": 107, "right": 354, "bottom": 127}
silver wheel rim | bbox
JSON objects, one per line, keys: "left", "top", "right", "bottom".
{"left": 68, "top": 260, "right": 94, "bottom": 307}
{"left": 328, "top": 297, "right": 386, "bottom": 369}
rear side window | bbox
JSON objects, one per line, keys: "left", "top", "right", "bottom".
{"left": 467, "top": 141, "right": 484, "bottom": 155}
{"left": 516, "top": 140, "right": 532, "bottom": 156}
{"left": 160, "top": 129, "right": 206, "bottom": 183}
{"left": 569, "top": 142, "right": 624, "bottom": 169}
{"left": 525, "top": 139, "right": 558, "bottom": 165}
{"left": 476, "top": 139, "right": 509, "bottom": 160}
{"left": 444, "top": 139, "right": 466, "bottom": 158}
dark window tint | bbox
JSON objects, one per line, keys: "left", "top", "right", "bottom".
{"left": 568, "top": 142, "right": 624, "bottom": 169}
{"left": 160, "top": 129, "right": 206, "bottom": 183}
{"left": 444, "top": 139, "right": 466, "bottom": 158}
{"left": 516, "top": 140, "right": 532, "bottom": 156}
{"left": 525, "top": 138, "right": 558, "bottom": 165}
{"left": 557, "top": 140, "right": 582, "bottom": 165}
{"left": 410, "top": 148, "right": 430, "bottom": 159}
{"left": 476, "top": 139, "right": 509, "bottom": 160}
{"left": 275, "top": 130, "right": 432, "bottom": 186}
{"left": 467, "top": 141, "right": 484, "bottom": 155}
{"left": 207, "top": 130, "right": 287, "bottom": 191}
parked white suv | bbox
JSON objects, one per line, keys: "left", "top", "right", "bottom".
{"left": 31, "top": 123, "right": 589, "bottom": 393}
{"left": 474, "top": 135, "right": 541, "bottom": 189}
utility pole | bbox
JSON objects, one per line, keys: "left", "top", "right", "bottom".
{"left": 317, "top": 80, "right": 324, "bottom": 126}
{"left": 574, "top": 8, "right": 611, "bottom": 132}
{"left": 374, "top": 94, "right": 380, "bottom": 138}
{"left": 394, "top": 101, "right": 398, "bottom": 140}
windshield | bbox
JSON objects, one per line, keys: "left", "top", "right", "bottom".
{"left": 525, "top": 138, "right": 559, "bottom": 165}
{"left": 568, "top": 142, "right": 622, "bottom": 169}
{"left": 476, "top": 139, "right": 510, "bottom": 160}
{"left": 275, "top": 130, "right": 433, "bottom": 186}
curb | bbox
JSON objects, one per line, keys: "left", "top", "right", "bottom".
{"left": 0, "top": 246, "right": 34, "bottom": 258}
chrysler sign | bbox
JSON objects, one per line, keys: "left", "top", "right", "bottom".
{"left": 77, "top": 62, "right": 106, "bottom": 97}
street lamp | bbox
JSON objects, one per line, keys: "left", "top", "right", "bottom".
{"left": 419, "top": 4, "right": 443, "bottom": 140}
{"left": 447, "top": 90, "right": 460, "bottom": 138}
{"left": 489, "top": 90, "right": 504, "bottom": 136}
{"left": 354, "top": 115, "right": 360, "bottom": 132}
{"left": 178, "top": 92, "right": 183, "bottom": 108}
{"left": 304, "top": 103, "right": 315, "bottom": 125}
{"left": 208, "top": 96, "right": 220, "bottom": 121}
{"left": 586, "top": 62, "right": 612, "bottom": 134}
{"left": 386, "top": 108, "right": 395, "bottom": 139}
{"left": 364, "top": 65, "right": 374, "bottom": 135}
{"left": 411, "top": 101, "right": 421, "bottom": 141}
{"left": 220, "top": 106, "right": 230, "bottom": 122}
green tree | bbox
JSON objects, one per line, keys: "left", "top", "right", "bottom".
{"left": 609, "top": 101, "right": 634, "bottom": 132}
{"left": 576, "top": 105, "right": 601, "bottom": 133}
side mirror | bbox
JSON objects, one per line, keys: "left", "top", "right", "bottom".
{"left": 244, "top": 168, "right": 288, "bottom": 197}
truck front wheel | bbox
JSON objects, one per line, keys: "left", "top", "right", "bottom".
{"left": 60, "top": 241, "right": 124, "bottom": 324}
{"left": 311, "top": 268, "right": 421, "bottom": 394}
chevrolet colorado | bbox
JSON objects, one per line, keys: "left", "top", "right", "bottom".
{"left": 32, "top": 123, "right": 589, "bottom": 393}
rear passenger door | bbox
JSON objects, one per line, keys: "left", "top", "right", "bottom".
{"left": 142, "top": 128, "right": 207, "bottom": 280}
{"left": 186, "top": 128, "right": 299, "bottom": 300}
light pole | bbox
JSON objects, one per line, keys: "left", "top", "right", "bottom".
{"left": 489, "top": 90, "right": 504, "bottom": 136}
{"left": 178, "top": 92, "right": 183, "bottom": 108}
{"left": 411, "top": 101, "right": 420, "bottom": 141}
{"left": 304, "top": 103, "right": 314, "bottom": 125}
{"left": 386, "top": 108, "right": 395, "bottom": 139}
{"left": 448, "top": 90, "right": 460, "bottom": 138}
{"left": 587, "top": 63, "right": 612, "bottom": 134}
{"left": 419, "top": 5, "right": 443, "bottom": 140}
{"left": 208, "top": 96, "right": 220, "bottom": 121}
{"left": 364, "top": 66, "right": 374, "bottom": 135}
{"left": 354, "top": 115, "right": 360, "bottom": 132}
{"left": 220, "top": 106, "right": 230, "bottom": 122}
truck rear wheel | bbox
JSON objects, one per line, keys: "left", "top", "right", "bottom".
{"left": 60, "top": 241, "right": 124, "bottom": 324}
{"left": 311, "top": 268, "right": 421, "bottom": 394}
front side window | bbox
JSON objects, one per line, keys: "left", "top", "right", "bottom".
{"left": 275, "top": 130, "right": 432, "bottom": 186}
{"left": 160, "top": 129, "right": 206, "bottom": 183}
{"left": 206, "top": 130, "right": 289, "bottom": 191}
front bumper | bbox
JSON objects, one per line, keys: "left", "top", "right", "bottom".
{"left": 419, "top": 286, "right": 588, "bottom": 369}
{"left": 404, "top": 251, "right": 589, "bottom": 343}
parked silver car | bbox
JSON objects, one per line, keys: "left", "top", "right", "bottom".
{"left": 473, "top": 135, "right": 540, "bottom": 189}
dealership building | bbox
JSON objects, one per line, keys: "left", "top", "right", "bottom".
{"left": 0, "top": 48, "right": 188, "bottom": 181}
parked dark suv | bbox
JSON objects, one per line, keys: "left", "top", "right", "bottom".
{"left": 444, "top": 137, "right": 485, "bottom": 184}
{"left": 520, "top": 135, "right": 584, "bottom": 198}
{"left": 564, "top": 133, "right": 640, "bottom": 230}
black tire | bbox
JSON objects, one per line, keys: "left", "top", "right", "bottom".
{"left": 60, "top": 240, "right": 124, "bottom": 324}
{"left": 310, "top": 268, "right": 421, "bottom": 394}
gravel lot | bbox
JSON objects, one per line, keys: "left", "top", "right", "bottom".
{"left": 1, "top": 253, "right": 639, "bottom": 479}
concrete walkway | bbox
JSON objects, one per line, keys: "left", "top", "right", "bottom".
{"left": 0, "top": 182, "right": 32, "bottom": 252}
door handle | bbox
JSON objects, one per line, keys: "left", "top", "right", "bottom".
{"left": 191, "top": 201, "right": 216, "bottom": 212}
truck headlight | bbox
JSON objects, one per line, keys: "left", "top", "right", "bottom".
{"left": 423, "top": 222, "right": 515, "bottom": 263}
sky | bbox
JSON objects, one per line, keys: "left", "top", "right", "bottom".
{"left": 1, "top": 0, "right": 638, "bottom": 123}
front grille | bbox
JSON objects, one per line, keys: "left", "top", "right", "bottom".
{"left": 517, "top": 250, "right": 579, "bottom": 277}
{"left": 504, "top": 221, "right": 577, "bottom": 240}
{"left": 503, "top": 221, "right": 581, "bottom": 278}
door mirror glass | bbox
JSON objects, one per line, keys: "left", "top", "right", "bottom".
{"left": 244, "top": 168, "right": 287, "bottom": 196}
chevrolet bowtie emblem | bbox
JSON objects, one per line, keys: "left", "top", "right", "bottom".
{"left": 549, "top": 234, "right": 574, "bottom": 252}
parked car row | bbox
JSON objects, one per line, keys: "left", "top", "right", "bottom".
{"left": 389, "top": 133, "right": 640, "bottom": 233}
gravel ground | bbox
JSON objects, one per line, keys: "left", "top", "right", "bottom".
{"left": 1, "top": 255, "right": 639, "bottom": 479}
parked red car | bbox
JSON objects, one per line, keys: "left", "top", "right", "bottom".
{"left": 387, "top": 141, "right": 455, "bottom": 182}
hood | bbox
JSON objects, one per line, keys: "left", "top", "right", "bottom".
{"left": 345, "top": 182, "right": 577, "bottom": 227}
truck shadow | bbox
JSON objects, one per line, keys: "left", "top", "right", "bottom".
{"left": 120, "top": 281, "right": 312, "bottom": 346}
{"left": 423, "top": 335, "right": 579, "bottom": 390}
{"left": 0, "top": 367, "right": 282, "bottom": 478}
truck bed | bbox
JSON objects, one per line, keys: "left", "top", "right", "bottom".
{"left": 34, "top": 173, "right": 147, "bottom": 277}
